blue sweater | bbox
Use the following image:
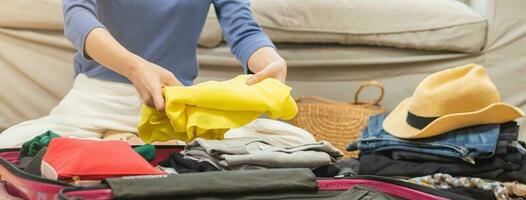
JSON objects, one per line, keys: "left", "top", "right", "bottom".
{"left": 62, "top": 0, "right": 275, "bottom": 86}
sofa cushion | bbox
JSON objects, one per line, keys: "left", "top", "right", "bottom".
{"left": 198, "top": 6, "right": 224, "bottom": 48}
{"left": 1, "top": 0, "right": 486, "bottom": 53}
{"left": 0, "top": 0, "right": 63, "bottom": 30}
{"left": 251, "top": 0, "right": 487, "bottom": 53}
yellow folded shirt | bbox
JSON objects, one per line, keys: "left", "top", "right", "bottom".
{"left": 138, "top": 75, "right": 298, "bottom": 143}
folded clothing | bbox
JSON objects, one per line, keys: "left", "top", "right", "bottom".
{"left": 103, "top": 168, "right": 317, "bottom": 199}
{"left": 41, "top": 138, "right": 165, "bottom": 181}
{"left": 19, "top": 130, "right": 60, "bottom": 159}
{"left": 358, "top": 152, "right": 526, "bottom": 184}
{"left": 184, "top": 138, "right": 343, "bottom": 170}
{"left": 367, "top": 121, "right": 521, "bottom": 164}
{"left": 390, "top": 141, "right": 524, "bottom": 164}
{"left": 348, "top": 114, "right": 502, "bottom": 162}
{"left": 158, "top": 151, "right": 344, "bottom": 177}
{"left": 159, "top": 152, "right": 219, "bottom": 173}
{"left": 138, "top": 75, "right": 298, "bottom": 143}
{"left": 224, "top": 118, "right": 316, "bottom": 147}
{"left": 390, "top": 150, "right": 464, "bottom": 163}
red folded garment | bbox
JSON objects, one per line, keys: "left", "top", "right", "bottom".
{"left": 42, "top": 138, "right": 165, "bottom": 181}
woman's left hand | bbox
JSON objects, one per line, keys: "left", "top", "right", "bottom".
{"left": 246, "top": 47, "right": 287, "bottom": 85}
{"left": 246, "top": 58, "right": 287, "bottom": 85}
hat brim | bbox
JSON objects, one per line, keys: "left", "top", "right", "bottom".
{"left": 383, "top": 97, "right": 525, "bottom": 139}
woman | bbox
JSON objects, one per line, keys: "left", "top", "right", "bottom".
{"left": 0, "top": 0, "right": 286, "bottom": 148}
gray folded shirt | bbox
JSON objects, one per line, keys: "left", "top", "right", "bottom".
{"left": 183, "top": 138, "right": 343, "bottom": 170}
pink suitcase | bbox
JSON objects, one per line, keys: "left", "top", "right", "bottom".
{"left": 1, "top": 147, "right": 476, "bottom": 200}
{"left": 57, "top": 178, "right": 460, "bottom": 200}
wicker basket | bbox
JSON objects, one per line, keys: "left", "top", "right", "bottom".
{"left": 290, "top": 81, "right": 385, "bottom": 158}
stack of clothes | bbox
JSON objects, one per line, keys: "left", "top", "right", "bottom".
{"left": 345, "top": 64, "right": 526, "bottom": 200}
{"left": 144, "top": 115, "right": 346, "bottom": 174}
{"left": 158, "top": 137, "right": 343, "bottom": 173}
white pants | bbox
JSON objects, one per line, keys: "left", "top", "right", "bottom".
{"left": 0, "top": 74, "right": 142, "bottom": 148}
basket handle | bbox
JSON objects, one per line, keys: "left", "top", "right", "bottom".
{"left": 295, "top": 96, "right": 348, "bottom": 105}
{"left": 354, "top": 81, "right": 384, "bottom": 105}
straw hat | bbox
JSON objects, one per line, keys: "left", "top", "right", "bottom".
{"left": 383, "top": 64, "right": 524, "bottom": 139}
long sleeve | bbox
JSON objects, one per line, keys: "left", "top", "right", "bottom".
{"left": 62, "top": 0, "right": 106, "bottom": 59}
{"left": 212, "top": 0, "right": 275, "bottom": 72}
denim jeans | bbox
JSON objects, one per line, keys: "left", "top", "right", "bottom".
{"left": 347, "top": 114, "right": 501, "bottom": 163}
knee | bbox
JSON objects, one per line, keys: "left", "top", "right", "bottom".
{"left": 0, "top": 127, "right": 46, "bottom": 148}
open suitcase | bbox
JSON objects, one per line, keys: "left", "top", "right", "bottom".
{"left": 1, "top": 146, "right": 478, "bottom": 200}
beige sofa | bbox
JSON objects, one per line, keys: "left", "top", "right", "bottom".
{"left": 0, "top": 0, "right": 525, "bottom": 138}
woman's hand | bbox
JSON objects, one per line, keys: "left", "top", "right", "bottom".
{"left": 127, "top": 60, "right": 182, "bottom": 111}
{"left": 246, "top": 59, "right": 287, "bottom": 85}
{"left": 246, "top": 47, "right": 287, "bottom": 85}
{"left": 84, "top": 28, "right": 181, "bottom": 112}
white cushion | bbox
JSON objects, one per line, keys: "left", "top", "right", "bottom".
{"left": 251, "top": 0, "right": 487, "bottom": 53}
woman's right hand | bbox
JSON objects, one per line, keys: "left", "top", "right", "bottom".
{"left": 127, "top": 60, "right": 182, "bottom": 112}
{"left": 83, "top": 28, "right": 181, "bottom": 111}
